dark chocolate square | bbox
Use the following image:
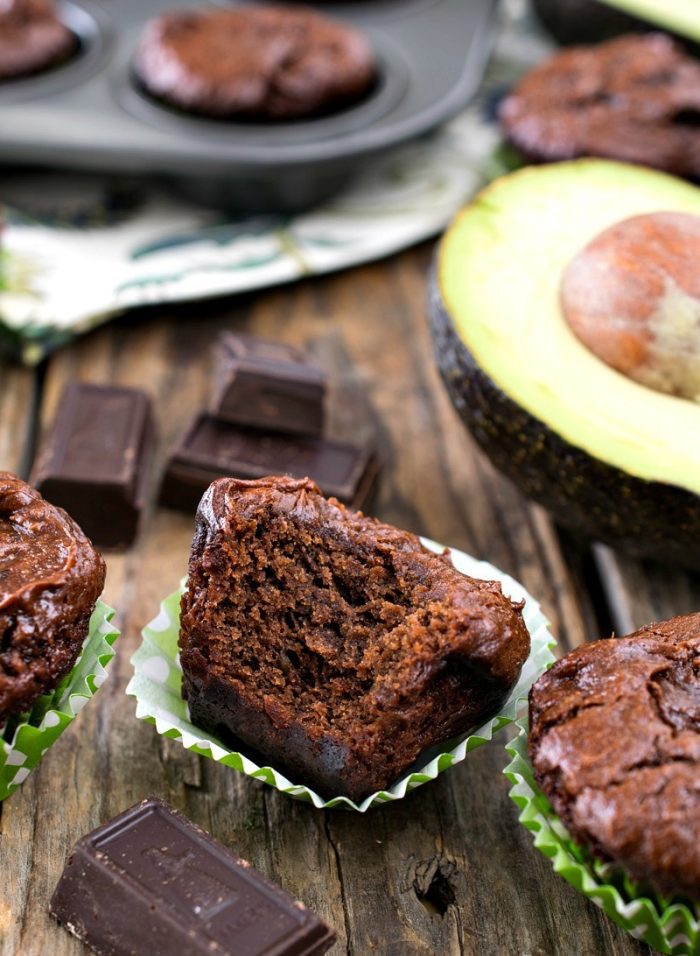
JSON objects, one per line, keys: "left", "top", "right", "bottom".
{"left": 160, "top": 413, "right": 379, "bottom": 514}
{"left": 31, "top": 382, "right": 155, "bottom": 550}
{"left": 211, "top": 333, "right": 326, "bottom": 437}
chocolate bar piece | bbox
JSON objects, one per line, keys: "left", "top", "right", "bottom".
{"left": 50, "top": 797, "right": 336, "bottom": 956}
{"left": 211, "top": 332, "right": 326, "bottom": 437}
{"left": 31, "top": 382, "right": 154, "bottom": 550}
{"left": 160, "top": 414, "right": 378, "bottom": 514}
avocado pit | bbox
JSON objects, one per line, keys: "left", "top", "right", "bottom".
{"left": 561, "top": 211, "right": 700, "bottom": 401}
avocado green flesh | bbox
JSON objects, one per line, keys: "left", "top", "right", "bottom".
{"left": 600, "top": 0, "right": 700, "bottom": 41}
{"left": 438, "top": 160, "right": 700, "bottom": 498}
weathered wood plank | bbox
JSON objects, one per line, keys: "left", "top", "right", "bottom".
{"left": 1, "top": 247, "right": 653, "bottom": 955}
{"left": 596, "top": 546, "right": 700, "bottom": 636}
{"left": 0, "top": 359, "right": 36, "bottom": 476}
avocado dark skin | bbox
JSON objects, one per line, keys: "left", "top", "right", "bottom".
{"left": 532, "top": 0, "right": 646, "bottom": 45}
{"left": 532, "top": 0, "right": 700, "bottom": 53}
{"left": 428, "top": 269, "right": 700, "bottom": 570}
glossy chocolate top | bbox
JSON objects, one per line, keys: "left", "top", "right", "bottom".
{"left": 0, "top": 472, "right": 105, "bottom": 720}
{"left": 0, "top": 472, "right": 103, "bottom": 617}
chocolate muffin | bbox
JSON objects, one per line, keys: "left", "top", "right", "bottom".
{"left": 179, "top": 476, "right": 530, "bottom": 801}
{"left": 0, "top": 473, "right": 105, "bottom": 723}
{"left": 529, "top": 613, "right": 700, "bottom": 898}
{"left": 135, "top": 6, "right": 377, "bottom": 121}
{"left": 500, "top": 34, "right": 700, "bottom": 180}
{"left": 0, "top": 0, "right": 76, "bottom": 82}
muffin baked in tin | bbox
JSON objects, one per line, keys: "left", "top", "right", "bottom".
{"left": 500, "top": 33, "right": 700, "bottom": 180}
{"left": 0, "top": 0, "right": 77, "bottom": 82}
{"left": 0, "top": 0, "right": 496, "bottom": 212}
{"left": 135, "top": 5, "right": 377, "bottom": 121}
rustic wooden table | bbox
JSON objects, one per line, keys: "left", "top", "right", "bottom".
{"left": 1, "top": 242, "right": 697, "bottom": 956}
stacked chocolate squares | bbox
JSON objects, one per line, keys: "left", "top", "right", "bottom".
{"left": 160, "top": 332, "right": 380, "bottom": 513}
{"left": 30, "top": 333, "right": 378, "bottom": 553}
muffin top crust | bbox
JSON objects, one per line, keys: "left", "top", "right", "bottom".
{"left": 0, "top": 472, "right": 105, "bottom": 721}
{"left": 529, "top": 612, "right": 700, "bottom": 898}
{"left": 0, "top": 0, "right": 76, "bottom": 81}
{"left": 135, "top": 5, "right": 377, "bottom": 120}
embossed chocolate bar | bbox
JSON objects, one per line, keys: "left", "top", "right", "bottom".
{"left": 50, "top": 797, "right": 336, "bottom": 956}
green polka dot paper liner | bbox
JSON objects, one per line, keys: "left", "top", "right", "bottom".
{"left": 128, "top": 540, "right": 555, "bottom": 811}
{"left": 0, "top": 599, "right": 119, "bottom": 801}
{"left": 505, "top": 721, "right": 700, "bottom": 955}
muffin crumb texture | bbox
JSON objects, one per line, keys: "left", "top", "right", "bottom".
{"left": 179, "top": 476, "right": 530, "bottom": 801}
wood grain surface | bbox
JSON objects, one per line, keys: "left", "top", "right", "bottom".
{"left": 1, "top": 242, "right": 697, "bottom": 956}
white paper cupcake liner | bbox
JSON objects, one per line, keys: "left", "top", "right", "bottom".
{"left": 0, "top": 599, "right": 119, "bottom": 800}
{"left": 505, "top": 720, "right": 700, "bottom": 955}
{"left": 127, "top": 541, "right": 555, "bottom": 811}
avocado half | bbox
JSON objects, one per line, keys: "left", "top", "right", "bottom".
{"left": 533, "top": 0, "right": 700, "bottom": 45}
{"left": 429, "top": 160, "right": 700, "bottom": 568}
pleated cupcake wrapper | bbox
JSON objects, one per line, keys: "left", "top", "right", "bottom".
{"left": 505, "top": 721, "right": 700, "bottom": 955}
{"left": 0, "top": 600, "right": 119, "bottom": 801}
{"left": 127, "top": 539, "right": 556, "bottom": 811}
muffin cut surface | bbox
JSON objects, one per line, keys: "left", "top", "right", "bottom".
{"left": 179, "top": 476, "right": 530, "bottom": 800}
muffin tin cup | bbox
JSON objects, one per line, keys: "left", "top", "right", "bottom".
{"left": 505, "top": 722, "right": 700, "bottom": 956}
{"left": 117, "top": 36, "right": 411, "bottom": 151}
{"left": 0, "top": 599, "right": 119, "bottom": 801}
{"left": 0, "top": 0, "right": 113, "bottom": 106}
{"left": 127, "top": 540, "right": 555, "bottom": 812}
{"left": 0, "top": 0, "right": 497, "bottom": 214}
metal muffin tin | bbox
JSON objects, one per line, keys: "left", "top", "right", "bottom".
{"left": 0, "top": 0, "right": 497, "bottom": 212}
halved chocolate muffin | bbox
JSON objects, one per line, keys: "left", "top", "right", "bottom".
{"left": 0, "top": 472, "right": 105, "bottom": 723}
{"left": 529, "top": 612, "right": 700, "bottom": 898}
{"left": 0, "top": 0, "right": 76, "bottom": 82}
{"left": 135, "top": 5, "right": 377, "bottom": 121}
{"left": 500, "top": 33, "right": 700, "bottom": 179}
{"left": 179, "top": 476, "right": 530, "bottom": 801}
